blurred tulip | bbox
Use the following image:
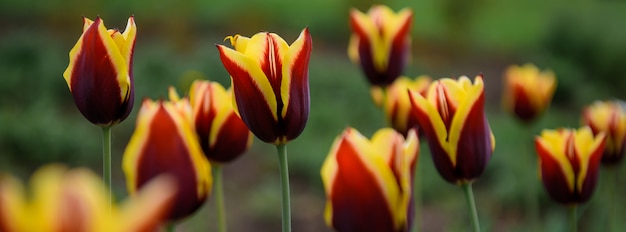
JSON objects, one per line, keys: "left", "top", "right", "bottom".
{"left": 502, "top": 64, "right": 556, "bottom": 123}
{"left": 348, "top": 5, "right": 412, "bottom": 87}
{"left": 582, "top": 100, "right": 626, "bottom": 165}
{"left": 123, "top": 98, "right": 212, "bottom": 222}
{"left": 371, "top": 75, "right": 432, "bottom": 136}
{"left": 188, "top": 80, "right": 252, "bottom": 163}
{"left": 535, "top": 127, "right": 606, "bottom": 204}
{"left": 0, "top": 165, "right": 175, "bottom": 232}
{"left": 321, "top": 128, "right": 419, "bottom": 232}
{"left": 408, "top": 75, "right": 495, "bottom": 184}
{"left": 217, "top": 28, "right": 312, "bottom": 145}
{"left": 63, "top": 16, "right": 136, "bottom": 126}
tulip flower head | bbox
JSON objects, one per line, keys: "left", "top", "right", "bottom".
{"left": 0, "top": 165, "right": 175, "bottom": 232}
{"left": 321, "top": 127, "right": 419, "bottom": 232}
{"left": 502, "top": 64, "right": 556, "bottom": 123}
{"left": 189, "top": 80, "right": 253, "bottom": 163}
{"left": 582, "top": 100, "right": 626, "bottom": 165}
{"left": 371, "top": 75, "right": 432, "bottom": 136}
{"left": 535, "top": 127, "right": 606, "bottom": 204}
{"left": 63, "top": 16, "right": 136, "bottom": 127}
{"left": 348, "top": 5, "right": 413, "bottom": 87}
{"left": 123, "top": 98, "right": 212, "bottom": 222}
{"left": 408, "top": 75, "right": 495, "bottom": 184}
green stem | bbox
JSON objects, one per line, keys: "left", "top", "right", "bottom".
{"left": 570, "top": 205, "right": 578, "bottom": 232}
{"left": 276, "top": 144, "right": 291, "bottom": 232}
{"left": 462, "top": 182, "right": 481, "bottom": 232}
{"left": 213, "top": 165, "right": 227, "bottom": 232}
{"left": 166, "top": 223, "right": 175, "bottom": 232}
{"left": 101, "top": 126, "right": 112, "bottom": 209}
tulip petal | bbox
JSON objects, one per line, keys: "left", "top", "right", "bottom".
{"left": 536, "top": 136, "right": 577, "bottom": 204}
{"left": 282, "top": 28, "right": 312, "bottom": 141}
{"left": 574, "top": 128, "right": 605, "bottom": 196}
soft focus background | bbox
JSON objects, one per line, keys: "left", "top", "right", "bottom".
{"left": 1, "top": 0, "right": 626, "bottom": 231}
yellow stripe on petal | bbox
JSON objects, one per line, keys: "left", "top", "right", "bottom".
{"left": 121, "top": 16, "right": 137, "bottom": 67}
{"left": 282, "top": 28, "right": 310, "bottom": 117}
{"left": 123, "top": 100, "right": 161, "bottom": 195}
{"left": 409, "top": 89, "right": 450, "bottom": 159}
{"left": 347, "top": 35, "right": 360, "bottom": 64}
{"left": 574, "top": 127, "right": 605, "bottom": 192}
{"left": 537, "top": 129, "right": 576, "bottom": 192}
{"left": 83, "top": 17, "right": 94, "bottom": 32}
{"left": 217, "top": 45, "right": 279, "bottom": 120}
{"left": 95, "top": 18, "right": 131, "bottom": 101}
{"left": 447, "top": 76, "right": 484, "bottom": 166}
{"left": 208, "top": 83, "right": 232, "bottom": 148}
{"left": 351, "top": 8, "right": 387, "bottom": 72}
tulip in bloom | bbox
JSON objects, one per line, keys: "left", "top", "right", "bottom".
{"left": 582, "top": 100, "right": 626, "bottom": 165}
{"left": 63, "top": 16, "right": 136, "bottom": 126}
{"left": 348, "top": 5, "right": 413, "bottom": 87}
{"left": 502, "top": 64, "right": 557, "bottom": 123}
{"left": 535, "top": 127, "right": 606, "bottom": 204}
{"left": 217, "top": 28, "right": 312, "bottom": 144}
{"left": 408, "top": 75, "right": 495, "bottom": 184}
{"left": 321, "top": 127, "right": 419, "bottom": 232}
{"left": 123, "top": 98, "right": 212, "bottom": 222}
{"left": 0, "top": 165, "right": 175, "bottom": 232}
{"left": 189, "top": 80, "right": 252, "bottom": 163}
{"left": 371, "top": 75, "right": 432, "bottom": 136}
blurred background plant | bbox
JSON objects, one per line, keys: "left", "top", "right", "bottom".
{"left": 0, "top": 0, "right": 625, "bottom": 231}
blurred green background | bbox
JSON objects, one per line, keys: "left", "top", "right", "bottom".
{"left": 1, "top": 0, "right": 626, "bottom": 231}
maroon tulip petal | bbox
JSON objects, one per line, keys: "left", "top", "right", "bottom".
{"left": 455, "top": 89, "right": 492, "bottom": 182}
{"left": 135, "top": 105, "right": 206, "bottom": 221}
{"left": 209, "top": 113, "right": 251, "bottom": 163}
{"left": 512, "top": 85, "right": 538, "bottom": 123}
{"left": 283, "top": 29, "right": 312, "bottom": 141}
{"left": 330, "top": 139, "right": 397, "bottom": 232}
{"left": 536, "top": 139, "right": 577, "bottom": 204}
{"left": 578, "top": 138, "right": 605, "bottom": 203}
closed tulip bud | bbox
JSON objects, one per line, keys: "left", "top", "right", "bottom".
{"left": 321, "top": 128, "right": 419, "bottom": 232}
{"left": 409, "top": 75, "right": 495, "bottom": 184}
{"left": 217, "top": 28, "right": 312, "bottom": 144}
{"left": 63, "top": 16, "right": 136, "bottom": 126}
{"left": 371, "top": 75, "right": 432, "bottom": 136}
{"left": 123, "top": 98, "right": 212, "bottom": 222}
{"left": 535, "top": 127, "right": 606, "bottom": 204}
{"left": 189, "top": 80, "right": 253, "bottom": 163}
{"left": 0, "top": 165, "right": 175, "bottom": 232}
{"left": 582, "top": 100, "right": 626, "bottom": 165}
{"left": 348, "top": 5, "right": 413, "bottom": 87}
{"left": 502, "top": 64, "right": 556, "bottom": 123}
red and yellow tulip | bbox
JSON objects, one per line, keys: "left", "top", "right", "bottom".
{"left": 535, "top": 127, "right": 606, "bottom": 204}
{"left": 123, "top": 97, "right": 211, "bottom": 222}
{"left": 348, "top": 5, "right": 413, "bottom": 87}
{"left": 216, "top": 29, "right": 312, "bottom": 145}
{"left": 0, "top": 165, "right": 175, "bottom": 232}
{"left": 371, "top": 75, "right": 432, "bottom": 136}
{"left": 189, "top": 80, "right": 253, "bottom": 163}
{"left": 321, "top": 127, "right": 419, "bottom": 232}
{"left": 63, "top": 16, "right": 136, "bottom": 126}
{"left": 582, "top": 100, "right": 626, "bottom": 165}
{"left": 502, "top": 64, "right": 556, "bottom": 123}
{"left": 408, "top": 75, "right": 495, "bottom": 184}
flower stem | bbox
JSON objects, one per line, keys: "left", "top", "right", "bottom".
{"left": 462, "top": 182, "right": 481, "bottom": 232}
{"left": 569, "top": 205, "right": 578, "bottom": 232}
{"left": 276, "top": 144, "right": 291, "bottom": 232}
{"left": 213, "top": 165, "right": 227, "bottom": 232}
{"left": 101, "top": 126, "right": 112, "bottom": 209}
{"left": 166, "top": 223, "right": 175, "bottom": 232}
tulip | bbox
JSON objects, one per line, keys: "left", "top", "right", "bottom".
{"left": 216, "top": 28, "right": 312, "bottom": 145}
{"left": 371, "top": 75, "right": 432, "bottom": 136}
{"left": 123, "top": 98, "right": 212, "bottom": 222}
{"left": 348, "top": 5, "right": 413, "bottom": 87}
{"left": 535, "top": 127, "right": 606, "bottom": 204}
{"left": 0, "top": 165, "right": 175, "bottom": 232}
{"left": 189, "top": 80, "right": 253, "bottom": 163}
{"left": 321, "top": 127, "right": 419, "bottom": 232}
{"left": 502, "top": 63, "right": 556, "bottom": 123}
{"left": 63, "top": 16, "right": 136, "bottom": 126}
{"left": 582, "top": 100, "right": 626, "bottom": 165}
{"left": 408, "top": 75, "right": 495, "bottom": 184}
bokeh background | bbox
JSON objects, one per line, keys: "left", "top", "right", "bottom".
{"left": 1, "top": 0, "right": 626, "bottom": 231}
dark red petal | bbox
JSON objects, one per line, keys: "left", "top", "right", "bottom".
{"left": 330, "top": 139, "right": 396, "bottom": 232}
{"left": 409, "top": 91, "right": 457, "bottom": 183}
{"left": 283, "top": 29, "right": 312, "bottom": 142}
{"left": 217, "top": 45, "right": 280, "bottom": 143}
{"left": 207, "top": 113, "right": 250, "bottom": 163}
{"left": 70, "top": 18, "right": 132, "bottom": 126}
{"left": 194, "top": 100, "right": 217, "bottom": 159}
{"left": 455, "top": 89, "right": 492, "bottom": 182}
{"left": 385, "top": 15, "right": 412, "bottom": 87}
{"left": 512, "top": 85, "right": 539, "bottom": 123}
{"left": 350, "top": 16, "right": 395, "bottom": 87}
{"left": 578, "top": 137, "right": 605, "bottom": 203}
{"left": 536, "top": 139, "right": 576, "bottom": 204}
{"left": 135, "top": 105, "right": 206, "bottom": 221}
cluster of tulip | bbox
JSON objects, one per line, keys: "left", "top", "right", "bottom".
{"left": 0, "top": 3, "right": 624, "bottom": 232}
